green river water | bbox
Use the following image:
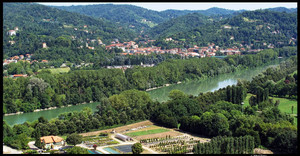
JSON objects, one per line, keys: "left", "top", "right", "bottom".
{"left": 3, "top": 58, "right": 284, "bottom": 126}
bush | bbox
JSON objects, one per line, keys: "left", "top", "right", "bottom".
{"left": 132, "top": 143, "right": 143, "bottom": 154}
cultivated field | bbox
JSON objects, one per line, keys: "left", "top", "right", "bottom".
{"left": 125, "top": 128, "right": 170, "bottom": 137}
{"left": 79, "top": 120, "right": 154, "bottom": 137}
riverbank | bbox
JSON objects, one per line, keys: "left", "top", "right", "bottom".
{"left": 145, "top": 82, "right": 184, "bottom": 91}
{"left": 4, "top": 102, "right": 93, "bottom": 116}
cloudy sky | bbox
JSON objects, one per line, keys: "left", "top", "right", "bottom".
{"left": 38, "top": 2, "right": 297, "bottom": 11}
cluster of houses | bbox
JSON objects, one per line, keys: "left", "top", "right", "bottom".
{"left": 105, "top": 39, "right": 242, "bottom": 58}
{"left": 3, "top": 54, "right": 49, "bottom": 66}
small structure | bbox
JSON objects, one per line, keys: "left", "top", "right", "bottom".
{"left": 40, "top": 136, "right": 65, "bottom": 149}
{"left": 7, "top": 30, "right": 16, "bottom": 36}
{"left": 13, "top": 74, "right": 28, "bottom": 78}
{"left": 115, "top": 133, "right": 133, "bottom": 142}
{"left": 42, "top": 42, "right": 47, "bottom": 48}
{"left": 9, "top": 40, "right": 16, "bottom": 45}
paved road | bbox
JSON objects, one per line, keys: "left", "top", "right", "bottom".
{"left": 3, "top": 145, "right": 23, "bottom": 154}
{"left": 28, "top": 141, "right": 39, "bottom": 150}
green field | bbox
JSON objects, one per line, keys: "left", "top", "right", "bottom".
{"left": 38, "top": 67, "right": 70, "bottom": 74}
{"left": 125, "top": 128, "right": 170, "bottom": 137}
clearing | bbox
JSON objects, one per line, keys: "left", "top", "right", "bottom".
{"left": 38, "top": 67, "right": 70, "bottom": 74}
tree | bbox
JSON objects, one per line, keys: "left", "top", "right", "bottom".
{"left": 93, "top": 144, "right": 97, "bottom": 150}
{"left": 291, "top": 106, "right": 294, "bottom": 114}
{"left": 66, "top": 133, "right": 82, "bottom": 146}
{"left": 168, "top": 89, "right": 187, "bottom": 100}
{"left": 34, "top": 127, "right": 42, "bottom": 149}
{"left": 132, "top": 143, "right": 143, "bottom": 154}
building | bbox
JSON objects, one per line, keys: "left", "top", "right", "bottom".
{"left": 42, "top": 42, "right": 47, "bottom": 48}
{"left": 115, "top": 133, "right": 133, "bottom": 142}
{"left": 7, "top": 30, "right": 16, "bottom": 36}
{"left": 13, "top": 74, "right": 28, "bottom": 78}
{"left": 9, "top": 40, "right": 16, "bottom": 45}
{"left": 40, "top": 136, "right": 65, "bottom": 149}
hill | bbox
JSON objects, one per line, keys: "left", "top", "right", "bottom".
{"left": 267, "top": 7, "right": 297, "bottom": 13}
{"left": 53, "top": 5, "right": 246, "bottom": 34}
{"left": 152, "top": 9, "right": 297, "bottom": 48}
{"left": 147, "top": 13, "right": 212, "bottom": 38}
{"left": 54, "top": 4, "right": 169, "bottom": 33}
{"left": 3, "top": 3, "right": 136, "bottom": 59}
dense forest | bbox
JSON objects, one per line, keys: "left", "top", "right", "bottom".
{"left": 3, "top": 55, "right": 297, "bottom": 153}
{"left": 3, "top": 47, "right": 296, "bottom": 114}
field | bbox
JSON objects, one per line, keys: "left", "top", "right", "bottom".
{"left": 81, "top": 134, "right": 119, "bottom": 147}
{"left": 80, "top": 120, "right": 154, "bottom": 137}
{"left": 243, "top": 93, "right": 297, "bottom": 125}
{"left": 125, "top": 128, "right": 170, "bottom": 137}
{"left": 38, "top": 67, "right": 70, "bottom": 74}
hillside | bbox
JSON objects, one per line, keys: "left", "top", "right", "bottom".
{"left": 54, "top": 4, "right": 169, "bottom": 33}
{"left": 147, "top": 13, "right": 212, "bottom": 38}
{"left": 267, "top": 7, "right": 297, "bottom": 13}
{"left": 53, "top": 5, "right": 247, "bottom": 34}
{"left": 152, "top": 9, "right": 297, "bottom": 48}
{"left": 3, "top": 3, "right": 136, "bottom": 58}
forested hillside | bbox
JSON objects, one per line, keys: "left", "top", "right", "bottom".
{"left": 53, "top": 5, "right": 246, "bottom": 34}
{"left": 3, "top": 3, "right": 136, "bottom": 58}
{"left": 147, "top": 13, "right": 211, "bottom": 38}
{"left": 153, "top": 9, "right": 297, "bottom": 48}
{"left": 54, "top": 4, "right": 171, "bottom": 33}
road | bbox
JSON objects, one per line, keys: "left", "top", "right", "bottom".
{"left": 3, "top": 145, "right": 23, "bottom": 154}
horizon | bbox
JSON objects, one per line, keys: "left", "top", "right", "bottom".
{"left": 37, "top": 2, "right": 297, "bottom": 12}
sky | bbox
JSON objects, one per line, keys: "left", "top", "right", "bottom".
{"left": 38, "top": 2, "right": 297, "bottom": 11}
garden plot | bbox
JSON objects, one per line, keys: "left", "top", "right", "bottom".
{"left": 140, "top": 135, "right": 204, "bottom": 154}
{"left": 114, "top": 145, "right": 133, "bottom": 153}
{"left": 82, "top": 134, "right": 119, "bottom": 147}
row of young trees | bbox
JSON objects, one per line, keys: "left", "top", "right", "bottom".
{"left": 193, "top": 135, "right": 255, "bottom": 154}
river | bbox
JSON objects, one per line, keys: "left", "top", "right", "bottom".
{"left": 3, "top": 58, "right": 284, "bottom": 126}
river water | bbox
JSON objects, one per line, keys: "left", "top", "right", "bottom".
{"left": 3, "top": 58, "right": 284, "bottom": 126}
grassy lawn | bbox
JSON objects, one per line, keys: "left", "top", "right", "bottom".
{"left": 243, "top": 93, "right": 297, "bottom": 114}
{"left": 269, "top": 97, "right": 298, "bottom": 115}
{"left": 243, "top": 93, "right": 254, "bottom": 107}
{"left": 125, "top": 128, "right": 169, "bottom": 137}
{"left": 38, "top": 67, "right": 70, "bottom": 74}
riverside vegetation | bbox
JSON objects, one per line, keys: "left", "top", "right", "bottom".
{"left": 3, "top": 47, "right": 296, "bottom": 114}
{"left": 3, "top": 53, "right": 297, "bottom": 154}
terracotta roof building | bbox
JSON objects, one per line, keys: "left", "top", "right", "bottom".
{"left": 40, "top": 136, "right": 65, "bottom": 149}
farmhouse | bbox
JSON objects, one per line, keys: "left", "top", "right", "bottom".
{"left": 40, "top": 136, "right": 65, "bottom": 149}
{"left": 115, "top": 133, "right": 133, "bottom": 142}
